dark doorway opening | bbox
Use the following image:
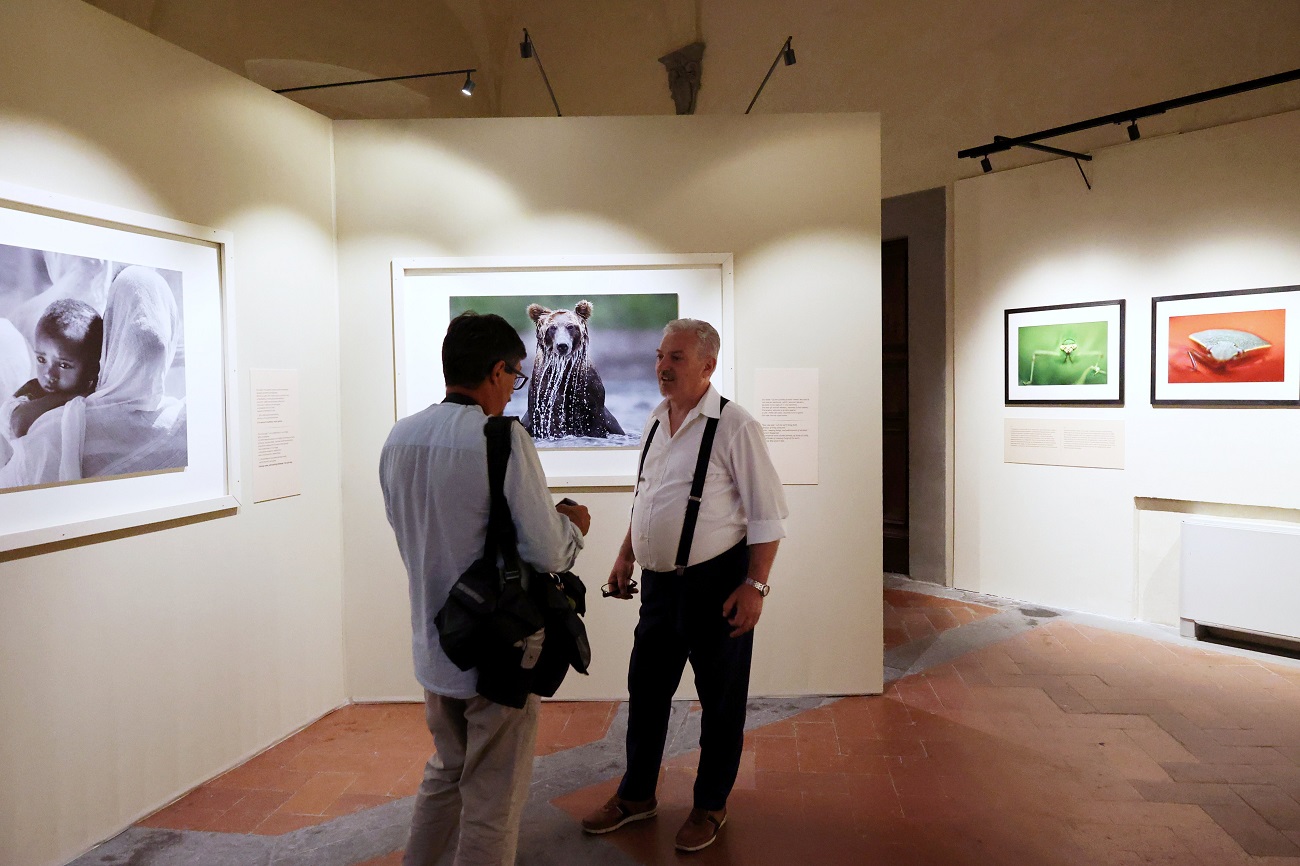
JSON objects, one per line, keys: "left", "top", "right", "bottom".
{"left": 882, "top": 237, "right": 909, "bottom": 574}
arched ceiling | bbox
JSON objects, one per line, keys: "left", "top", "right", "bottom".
{"left": 78, "top": 0, "right": 1300, "bottom": 196}
{"left": 84, "top": 0, "right": 530, "bottom": 117}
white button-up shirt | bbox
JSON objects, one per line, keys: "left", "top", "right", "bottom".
{"left": 630, "top": 386, "right": 788, "bottom": 572}
{"left": 380, "top": 401, "right": 584, "bottom": 698}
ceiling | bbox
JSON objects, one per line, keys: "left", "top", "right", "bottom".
{"left": 77, "top": 0, "right": 1300, "bottom": 197}
{"left": 83, "top": 0, "right": 536, "bottom": 118}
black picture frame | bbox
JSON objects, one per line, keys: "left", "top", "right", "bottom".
{"left": 1004, "top": 299, "right": 1125, "bottom": 406}
{"left": 1150, "top": 284, "right": 1300, "bottom": 407}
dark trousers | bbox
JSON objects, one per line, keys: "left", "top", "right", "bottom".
{"left": 617, "top": 541, "right": 752, "bottom": 812}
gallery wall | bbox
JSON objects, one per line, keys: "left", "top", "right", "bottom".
{"left": 333, "top": 114, "right": 882, "bottom": 701}
{"left": 0, "top": 3, "right": 347, "bottom": 865}
{"left": 953, "top": 110, "right": 1300, "bottom": 623}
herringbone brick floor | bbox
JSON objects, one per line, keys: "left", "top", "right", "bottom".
{"left": 127, "top": 583, "right": 1300, "bottom": 866}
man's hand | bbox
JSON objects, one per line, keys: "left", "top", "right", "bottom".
{"left": 556, "top": 502, "right": 591, "bottom": 536}
{"left": 722, "top": 583, "right": 764, "bottom": 637}
{"left": 605, "top": 555, "right": 639, "bottom": 600}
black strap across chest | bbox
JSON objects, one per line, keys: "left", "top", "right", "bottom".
{"left": 444, "top": 395, "right": 522, "bottom": 581}
{"left": 483, "top": 416, "right": 522, "bottom": 580}
{"left": 634, "top": 397, "right": 729, "bottom": 575}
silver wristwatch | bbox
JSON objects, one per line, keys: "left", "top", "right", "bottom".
{"left": 743, "top": 578, "right": 770, "bottom": 597}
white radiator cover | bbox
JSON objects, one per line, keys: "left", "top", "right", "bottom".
{"left": 1180, "top": 518, "right": 1300, "bottom": 642}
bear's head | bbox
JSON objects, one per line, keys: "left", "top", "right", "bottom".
{"left": 527, "top": 300, "right": 592, "bottom": 360}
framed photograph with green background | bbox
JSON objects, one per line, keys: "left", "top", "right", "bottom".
{"left": 1151, "top": 285, "right": 1299, "bottom": 407}
{"left": 1005, "top": 300, "right": 1125, "bottom": 405}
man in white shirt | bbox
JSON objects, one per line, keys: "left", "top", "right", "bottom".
{"left": 381, "top": 312, "right": 590, "bottom": 866}
{"left": 581, "top": 318, "right": 787, "bottom": 853}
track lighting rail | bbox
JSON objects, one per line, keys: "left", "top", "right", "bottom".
{"left": 959, "top": 67, "right": 1300, "bottom": 166}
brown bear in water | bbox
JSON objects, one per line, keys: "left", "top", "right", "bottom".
{"left": 522, "top": 300, "right": 625, "bottom": 439}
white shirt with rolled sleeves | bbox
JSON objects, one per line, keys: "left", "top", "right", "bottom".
{"left": 380, "top": 401, "right": 584, "bottom": 699}
{"left": 630, "top": 385, "right": 788, "bottom": 572}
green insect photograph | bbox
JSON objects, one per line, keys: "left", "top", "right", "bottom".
{"left": 1016, "top": 320, "right": 1110, "bottom": 386}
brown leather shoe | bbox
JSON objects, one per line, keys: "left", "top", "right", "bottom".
{"left": 580, "top": 795, "right": 658, "bottom": 835}
{"left": 674, "top": 807, "right": 727, "bottom": 852}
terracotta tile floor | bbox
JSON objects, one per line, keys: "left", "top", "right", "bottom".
{"left": 136, "top": 700, "right": 620, "bottom": 836}
{"left": 883, "top": 586, "right": 999, "bottom": 649}
{"left": 126, "top": 584, "right": 1300, "bottom": 866}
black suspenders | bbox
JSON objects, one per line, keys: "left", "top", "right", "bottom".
{"left": 633, "top": 397, "right": 729, "bottom": 576}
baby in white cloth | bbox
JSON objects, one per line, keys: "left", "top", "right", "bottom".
{"left": 4, "top": 298, "right": 103, "bottom": 439}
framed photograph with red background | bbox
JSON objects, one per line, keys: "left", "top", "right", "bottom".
{"left": 1151, "top": 285, "right": 1300, "bottom": 406}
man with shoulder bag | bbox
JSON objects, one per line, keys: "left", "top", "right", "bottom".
{"left": 381, "top": 312, "right": 590, "bottom": 866}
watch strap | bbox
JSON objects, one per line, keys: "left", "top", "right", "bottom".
{"left": 743, "top": 577, "right": 770, "bottom": 597}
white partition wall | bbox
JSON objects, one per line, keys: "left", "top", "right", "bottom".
{"left": 0, "top": 3, "right": 347, "bottom": 865}
{"left": 334, "top": 114, "right": 883, "bottom": 701}
{"left": 954, "top": 110, "right": 1300, "bottom": 622}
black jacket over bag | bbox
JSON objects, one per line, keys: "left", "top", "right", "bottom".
{"left": 434, "top": 415, "right": 590, "bottom": 708}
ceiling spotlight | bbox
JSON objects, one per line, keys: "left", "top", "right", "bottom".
{"left": 980, "top": 156, "right": 992, "bottom": 173}
{"left": 460, "top": 72, "right": 475, "bottom": 96}
{"left": 746, "top": 36, "right": 800, "bottom": 113}
{"left": 782, "top": 38, "right": 797, "bottom": 66}
{"left": 518, "top": 29, "right": 562, "bottom": 116}
{"left": 1126, "top": 120, "right": 1141, "bottom": 141}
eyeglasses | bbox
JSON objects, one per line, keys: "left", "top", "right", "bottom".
{"left": 505, "top": 364, "right": 529, "bottom": 391}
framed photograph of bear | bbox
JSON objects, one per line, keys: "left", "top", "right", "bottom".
{"left": 392, "top": 254, "right": 735, "bottom": 487}
{"left": 0, "top": 182, "right": 238, "bottom": 553}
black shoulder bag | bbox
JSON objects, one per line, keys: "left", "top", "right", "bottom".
{"left": 434, "top": 416, "right": 590, "bottom": 708}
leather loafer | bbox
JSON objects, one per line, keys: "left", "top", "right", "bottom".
{"left": 674, "top": 807, "right": 727, "bottom": 852}
{"left": 580, "top": 795, "right": 657, "bottom": 835}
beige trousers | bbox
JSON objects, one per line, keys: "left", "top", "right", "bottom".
{"left": 403, "top": 690, "right": 540, "bottom": 866}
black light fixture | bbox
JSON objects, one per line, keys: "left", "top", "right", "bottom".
{"left": 274, "top": 67, "right": 477, "bottom": 96}
{"left": 980, "top": 156, "right": 992, "bottom": 173}
{"left": 745, "top": 36, "right": 798, "bottom": 114}
{"left": 518, "top": 28, "right": 562, "bottom": 116}
{"left": 959, "top": 68, "right": 1300, "bottom": 182}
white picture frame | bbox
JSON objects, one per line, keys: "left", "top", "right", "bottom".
{"left": 0, "top": 182, "right": 240, "bottom": 552}
{"left": 391, "top": 254, "right": 735, "bottom": 487}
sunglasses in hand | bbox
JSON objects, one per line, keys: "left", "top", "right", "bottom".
{"left": 601, "top": 579, "right": 638, "bottom": 598}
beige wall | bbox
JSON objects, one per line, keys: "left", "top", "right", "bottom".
{"left": 333, "top": 114, "right": 883, "bottom": 701}
{"left": 953, "top": 110, "right": 1300, "bottom": 621}
{"left": 0, "top": 3, "right": 346, "bottom": 865}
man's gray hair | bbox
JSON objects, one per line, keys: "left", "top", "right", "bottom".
{"left": 663, "top": 318, "right": 720, "bottom": 361}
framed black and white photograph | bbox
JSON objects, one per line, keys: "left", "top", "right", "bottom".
{"left": 392, "top": 254, "right": 734, "bottom": 487}
{"left": 1005, "top": 300, "right": 1125, "bottom": 405}
{"left": 0, "top": 183, "right": 239, "bottom": 552}
{"left": 1151, "top": 285, "right": 1300, "bottom": 406}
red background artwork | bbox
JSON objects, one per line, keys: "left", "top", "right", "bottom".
{"left": 1167, "top": 308, "right": 1286, "bottom": 383}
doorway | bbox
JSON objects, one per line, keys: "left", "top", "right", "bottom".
{"left": 881, "top": 237, "right": 909, "bottom": 574}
